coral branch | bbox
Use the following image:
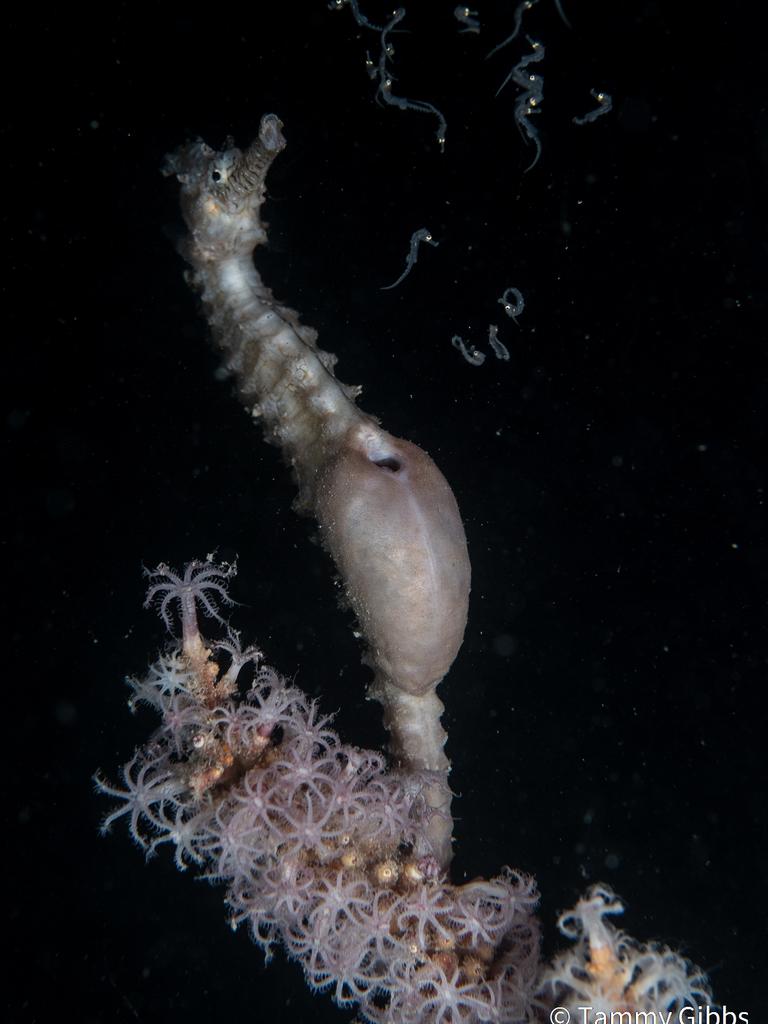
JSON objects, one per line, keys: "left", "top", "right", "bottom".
{"left": 98, "top": 562, "right": 539, "bottom": 1023}
{"left": 99, "top": 563, "right": 713, "bottom": 1021}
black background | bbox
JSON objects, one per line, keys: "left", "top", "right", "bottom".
{"left": 5, "top": 1, "right": 765, "bottom": 1021}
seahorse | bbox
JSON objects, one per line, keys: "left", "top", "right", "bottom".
{"left": 163, "top": 114, "right": 471, "bottom": 865}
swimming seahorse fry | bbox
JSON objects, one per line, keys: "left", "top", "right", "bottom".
{"left": 163, "top": 114, "right": 470, "bottom": 865}
{"left": 498, "top": 286, "right": 525, "bottom": 324}
{"left": 454, "top": 6, "right": 480, "bottom": 34}
{"left": 381, "top": 227, "right": 438, "bottom": 291}
{"left": 451, "top": 334, "right": 486, "bottom": 366}
{"left": 572, "top": 88, "right": 613, "bottom": 125}
{"left": 332, "top": 3, "right": 448, "bottom": 150}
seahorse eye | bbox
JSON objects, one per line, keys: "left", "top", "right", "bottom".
{"left": 211, "top": 169, "right": 222, "bottom": 182}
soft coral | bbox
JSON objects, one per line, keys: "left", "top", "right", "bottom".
{"left": 143, "top": 558, "right": 236, "bottom": 663}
